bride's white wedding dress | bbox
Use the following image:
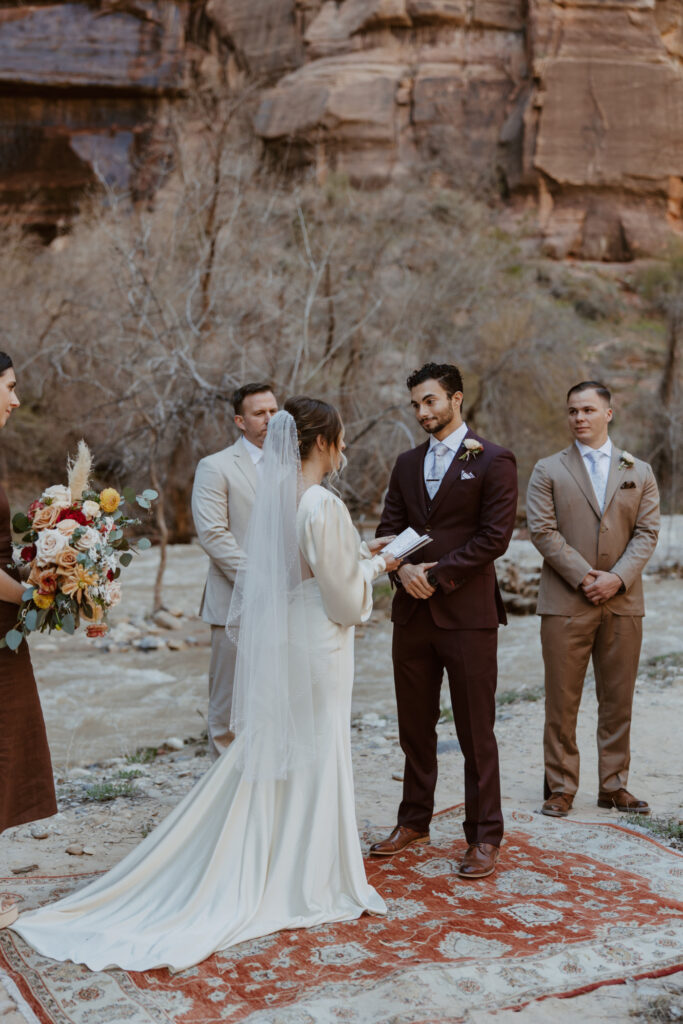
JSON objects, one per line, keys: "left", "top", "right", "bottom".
{"left": 12, "top": 483, "right": 387, "bottom": 972}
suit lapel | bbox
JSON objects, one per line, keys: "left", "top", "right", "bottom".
{"left": 428, "top": 428, "right": 471, "bottom": 516}
{"left": 602, "top": 445, "right": 622, "bottom": 516}
{"left": 415, "top": 441, "right": 430, "bottom": 517}
{"left": 561, "top": 444, "right": 601, "bottom": 520}
{"left": 232, "top": 436, "right": 259, "bottom": 494}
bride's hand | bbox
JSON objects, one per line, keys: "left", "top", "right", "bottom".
{"left": 367, "top": 536, "right": 395, "bottom": 554}
{"left": 381, "top": 553, "right": 402, "bottom": 574}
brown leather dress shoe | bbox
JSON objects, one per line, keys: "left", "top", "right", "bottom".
{"left": 369, "top": 825, "right": 430, "bottom": 857}
{"left": 458, "top": 842, "right": 499, "bottom": 879}
{"left": 541, "top": 792, "right": 574, "bottom": 817}
{"left": 597, "top": 788, "right": 650, "bottom": 813}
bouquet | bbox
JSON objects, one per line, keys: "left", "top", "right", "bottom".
{"left": 2, "top": 441, "right": 157, "bottom": 650}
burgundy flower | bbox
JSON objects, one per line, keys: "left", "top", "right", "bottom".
{"left": 21, "top": 544, "right": 37, "bottom": 562}
{"left": 58, "top": 508, "right": 88, "bottom": 526}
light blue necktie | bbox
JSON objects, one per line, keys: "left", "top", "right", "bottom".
{"left": 426, "top": 443, "right": 450, "bottom": 499}
{"left": 585, "top": 450, "right": 606, "bottom": 511}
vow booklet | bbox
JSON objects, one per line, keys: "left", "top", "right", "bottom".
{"left": 381, "top": 527, "right": 432, "bottom": 560}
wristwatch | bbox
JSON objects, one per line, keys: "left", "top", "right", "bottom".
{"left": 426, "top": 569, "right": 439, "bottom": 589}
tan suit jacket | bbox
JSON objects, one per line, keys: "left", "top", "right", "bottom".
{"left": 191, "top": 436, "right": 258, "bottom": 626}
{"left": 526, "top": 442, "right": 660, "bottom": 616}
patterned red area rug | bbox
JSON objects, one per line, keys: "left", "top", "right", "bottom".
{"left": 1, "top": 807, "right": 682, "bottom": 1024}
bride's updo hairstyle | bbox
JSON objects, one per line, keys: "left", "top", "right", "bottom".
{"left": 284, "top": 396, "right": 343, "bottom": 459}
{"left": 0, "top": 351, "right": 12, "bottom": 375}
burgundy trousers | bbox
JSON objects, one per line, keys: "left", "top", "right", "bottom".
{"left": 392, "top": 602, "right": 503, "bottom": 847}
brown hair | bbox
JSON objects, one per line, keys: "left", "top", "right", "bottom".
{"left": 232, "top": 381, "right": 274, "bottom": 416}
{"left": 284, "top": 396, "right": 343, "bottom": 459}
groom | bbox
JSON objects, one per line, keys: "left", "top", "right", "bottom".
{"left": 371, "top": 362, "right": 517, "bottom": 878}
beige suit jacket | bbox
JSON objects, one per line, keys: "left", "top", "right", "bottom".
{"left": 191, "top": 436, "right": 258, "bottom": 626}
{"left": 526, "top": 442, "right": 660, "bottom": 616}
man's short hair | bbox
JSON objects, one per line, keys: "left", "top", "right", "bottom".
{"left": 406, "top": 362, "right": 464, "bottom": 398}
{"left": 232, "top": 382, "right": 274, "bottom": 416}
{"left": 566, "top": 381, "right": 611, "bottom": 405}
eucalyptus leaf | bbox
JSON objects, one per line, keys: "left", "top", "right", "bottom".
{"left": 137, "top": 537, "right": 151, "bottom": 550}
{"left": 142, "top": 489, "right": 158, "bottom": 501}
{"left": 61, "top": 613, "right": 76, "bottom": 635}
{"left": 5, "top": 629, "right": 24, "bottom": 651}
{"left": 109, "top": 528, "right": 123, "bottom": 542}
{"left": 122, "top": 486, "right": 137, "bottom": 505}
{"left": 136, "top": 496, "right": 151, "bottom": 510}
{"left": 21, "top": 531, "right": 37, "bottom": 544}
{"left": 25, "top": 609, "right": 39, "bottom": 632}
{"left": 119, "top": 552, "right": 133, "bottom": 567}
{"left": 12, "top": 513, "right": 30, "bottom": 533}
{"left": 21, "top": 587, "right": 35, "bottom": 602}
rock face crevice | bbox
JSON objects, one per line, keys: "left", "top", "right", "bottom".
{"left": 0, "top": 1, "right": 186, "bottom": 236}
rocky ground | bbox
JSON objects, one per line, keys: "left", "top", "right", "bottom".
{"left": 1, "top": 525, "right": 682, "bottom": 1023}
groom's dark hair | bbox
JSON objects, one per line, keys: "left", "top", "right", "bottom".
{"left": 0, "top": 351, "right": 12, "bottom": 375}
{"left": 232, "top": 381, "right": 274, "bottom": 416}
{"left": 407, "top": 362, "right": 463, "bottom": 397}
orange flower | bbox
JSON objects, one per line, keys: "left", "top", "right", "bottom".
{"left": 59, "top": 565, "right": 97, "bottom": 603}
{"left": 32, "top": 504, "right": 61, "bottom": 530}
{"left": 99, "top": 488, "right": 121, "bottom": 514}
{"left": 55, "top": 548, "right": 78, "bottom": 572}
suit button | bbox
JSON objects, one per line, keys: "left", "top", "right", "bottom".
{"left": 600, "top": 526, "right": 608, "bottom": 533}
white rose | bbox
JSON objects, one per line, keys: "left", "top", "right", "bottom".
{"left": 73, "top": 526, "right": 100, "bottom": 551}
{"left": 464, "top": 438, "right": 483, "bottom": 451}
{"left": 35, "top": 528, "right": 69, "bottom": 566}
{"left": 82, "top": 500, "right": 102, "bottom": 520}
{"left": 41, "top": 485, "right": 72, "bottom": 510}
{"left": 104, "top": 581, "right": 122, "bottom": 607}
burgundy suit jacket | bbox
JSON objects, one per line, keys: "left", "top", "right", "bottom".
{"left": 377, "top": 430, "right": 518, "bottom": 629}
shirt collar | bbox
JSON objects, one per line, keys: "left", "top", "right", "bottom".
{"left": 575, "top": 437, "right": 612, "bottom": 459}
{"left": 428, "top": 421, "right": 468, "bottom": 453}
{"left": 241, "top": 436, "right": 264, "bottom": 464}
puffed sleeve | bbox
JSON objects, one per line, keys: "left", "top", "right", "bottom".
{"left": 299, "top": 489, "right": 386, "bottom": 627}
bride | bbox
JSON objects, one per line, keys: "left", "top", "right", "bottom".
{"left": 11, "top": 396, "right": 400, "bottom": 972}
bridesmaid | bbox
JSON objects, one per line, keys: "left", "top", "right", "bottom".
{"left": 0, "top": 351, "right": 57, "bottom": 850}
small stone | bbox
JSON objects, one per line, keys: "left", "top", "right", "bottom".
{"left": 163, "top": 737, "right": 185, "bottom": 751}
{"left": 166, "top": 638, "right": 187, "bottom": 651}
{"left": 10, "top": 864, "right": 39, "bottom": 875}
{"left": 391, "top": 772, "right": 404, "bottom": 782}
{"left": 166, "top": 607, "right": 184, "bottom": 618}
{"left": 82, "top": 846, "right": 96, "bottom": 856}
{"left": 153, "top": 610, "right": 183, "bottom": 631}
{"left": 66, "top": 844, "right": 84, "bottom": 856}
{"left": 30, "top": 826, "right": 50, "bottom": 840}
{"left": 137, "top": 636, "right": 164, "bottom": 651}
{"left": 69, "top": 767, "right": 92, "bottom": 779}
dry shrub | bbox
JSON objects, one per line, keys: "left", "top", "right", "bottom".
{"left": 1, "top": 87, "right": 596, "bottom": 561}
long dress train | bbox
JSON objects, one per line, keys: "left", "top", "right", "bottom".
{"left": 12, "top": 484, "right": 386, "bottom": 971}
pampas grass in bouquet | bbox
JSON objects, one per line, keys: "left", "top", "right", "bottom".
{"left": 2, "top": 441, "right": 158, "bottom": 650}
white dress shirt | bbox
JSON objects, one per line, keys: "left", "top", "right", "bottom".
{"left": 423, "top": 421, "right": 469, "bottom": 491}
{"left": 242, "top": 436, "right": 264, "bottom": 476}
{"left": 576, "top": 437, "right": 612, "bottom": 511}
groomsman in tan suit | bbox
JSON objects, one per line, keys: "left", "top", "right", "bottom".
{"left": 526, "top": 381, "right": 660, "bottom": 817}
{"left": 191, "top": 383, "right": 278, "bottom": 759}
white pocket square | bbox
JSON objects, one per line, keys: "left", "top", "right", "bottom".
{"left": 461, "top": 471, "right": 476, "bottom": 480}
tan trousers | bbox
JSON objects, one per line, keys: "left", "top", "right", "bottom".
{"left": 208, "top": 625, "right": 237, "bottom": 760}
{"left": 541, "top": 607, "right": 642, "bottom": 796}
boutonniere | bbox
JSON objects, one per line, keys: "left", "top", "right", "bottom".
{"left": 618, "top": 451, "right": 635, "bottom": 471}
{"left": 459, "top": 439, "right": 484, "bottom": 461}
